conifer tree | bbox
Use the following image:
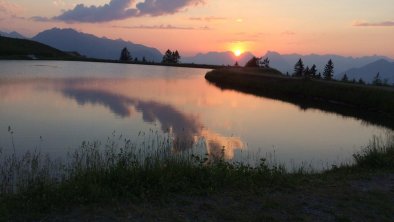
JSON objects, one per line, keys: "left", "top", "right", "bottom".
{"left": 245, "top": 57, "right": 261, "bottom": 67}
{"left": 310, "top": 64, "right": 317, "bottom": 78}
{"left": 341, "top": 74, "right": 349, "bottom": 82}
{"left": 173, "top": 50, "right": 181, "bottom": 63}
{"left": 323, "top": 59, "right": 334, "bottom": 80}
{"left": 304, "top": 66, "right": 310, "bottom": 79}
{"left": 358, "top": 78, "right": 365, "bottom": 85}
{"left": 119, "top": 47, "right": 131, "bottom": 61}
{"left": 162, "top": 49, "right": 181, "bottom": 64}
{"left": 293, "top": 58, "right": 304, "bottom": 77}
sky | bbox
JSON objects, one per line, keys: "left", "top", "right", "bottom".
{"left": 1, "top": 0, "right": 394, "bottom": 57}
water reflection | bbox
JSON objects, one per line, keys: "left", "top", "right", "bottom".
{"left": 0, "top": 61, "right": 391, "bottom": 168}
{"left": 62, "top": 87, "right": 244, "bottom": 158}
{"left": 0, "top": 77, "right": 243, "bottom": 159}
{"left": 206, "top": 78, "right": 394, "bottom": 130}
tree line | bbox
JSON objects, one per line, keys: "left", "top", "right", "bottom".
{"left": 119, "top": 47, "right": 392, "bottom": 87}
{"left": 119, "top": 47, "right": 181, "bottom": 64}
{"left": 242, "top": 56, "right": 392, "bottom": 87}
{"left": 292, "top": 58, "right": 334, "bottom": 80}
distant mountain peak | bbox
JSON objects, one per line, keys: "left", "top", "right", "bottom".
{"left": 0, "top": 30, "right": 26, "bottom": 39}
{"left": 342, "top": 59, "right": 394, "bottom": 83}
{"left": 259, "top": 51, "right": 394, "bottom": 76}
{"left": 372, "top": 58, "right": 391, "bottom": 65}
{"left": 265, "top": 51, "right": 281, "bottom": 56}
{"left": 183, "top": 51, "right": 255, "bottom": 66}
{"left": 32, "top": 27, "right": 162, "bottom": 61}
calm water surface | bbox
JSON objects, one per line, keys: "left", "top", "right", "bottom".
{"left": 0, "top": 61, "right": 391, "bottom": 169}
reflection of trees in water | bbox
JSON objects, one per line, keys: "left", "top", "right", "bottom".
{"left": 206, "top": 79, "right": 394, "bottom": 130}
{"left": 62, "top": 87, "right": 243, "bottom": 159}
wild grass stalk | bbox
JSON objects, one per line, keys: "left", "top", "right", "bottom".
{"left": 353, "top": 134, "right": 394, "bottom": 168}
{"left": 0, "top": 131, "right": 393, "bottom": 220}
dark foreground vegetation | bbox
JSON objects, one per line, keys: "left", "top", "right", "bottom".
{"left": 0, "top": 133, "right": 393, "bottom": 221}
{"left": 0, "top": 36, "right": 78, "bottom": 60}
{"left": 206, "top": 67, "right": 394, "bottom": 129}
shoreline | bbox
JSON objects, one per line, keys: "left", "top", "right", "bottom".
{"left": 205, "top": 67, "right": 394, "bottom": 130}
{"left": 0, "top": 57, "right": 222, "bottom": 70}
{"left": 0, "top": 136, "right": 393, "bottom": 221}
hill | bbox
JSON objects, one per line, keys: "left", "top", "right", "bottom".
{"left": 0, "top": 36, "right": 76, "bottom": 59}
{"left": 183, "top": 51, "right": 254, "bottom": 66}
{"left": 342, "top": 59, "right": 394, "bottom": 84}
{"left": 32, "top": 28, "right": 163, "bottom": 62}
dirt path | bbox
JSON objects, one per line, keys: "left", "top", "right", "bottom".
{"left": 42, "top": 173, "right": 394, "bottom": 222}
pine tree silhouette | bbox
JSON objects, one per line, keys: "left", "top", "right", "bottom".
{"left": 293, "top": 58, "right": 304, "bottom": 77}
{"left": 119, "top": 47, "right": 131, "bottom": 61}
{"left": 323, "top": 59, "right": 334, "bottom": 80}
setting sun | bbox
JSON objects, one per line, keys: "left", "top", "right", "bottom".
{"left": 233, "top": 49, "right": 242, "bottom": 57}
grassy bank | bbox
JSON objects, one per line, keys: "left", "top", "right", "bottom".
{"left": 0, "top": 134, "right": 393, "bottom": 221}
{"left": 205, "top": 67, "right": 394, "bottom": 129}
{"left": 0, "top": 36, "right": 77, "bottom": 60}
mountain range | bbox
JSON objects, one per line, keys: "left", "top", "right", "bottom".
{"left": 31, "top": 28, "right": 162, "bottom": 62}
{"left": 1, "top": 28, "right": 393, "bottom": 83}
{"left": 343, "top": 59, "right": 394, "bottom": 83}
{"left": 183, "top": 51, "right": 254, "bottom": 66}
{"left": 0, "top": 31, "right": 26, "bottom": 39}
{"left": 183, "top": 50, "right": 393, "bottom": 82}
{"left": 262, "top": 51, "right": 394, "bottom": 77}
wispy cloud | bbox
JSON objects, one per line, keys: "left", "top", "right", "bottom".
{"left": 113, "top": 24, "right": 210, "bottom": 30}
{"left": 31, "top": 16, "right": 52, "bottom": 22}
{"left": 226, "top": 32, "right": 267, "bottom": 43}
{"left": 52, "top": 0, "right": 67, "bottom": 7}
{"left": 281, "top": 31, "right": 296, "bottom": 36}
{"left": 36, "top": 0, "right": 205, "bottom": 23}
{"left": 0, "top": 0, "right": 23, "bottom": 16}
{"left": 114, "top": 24, "right": 193, "bottom": 30}
{"left": 189, "top": 16, "right": 226, "bottom": 22}
{"left": 353, "top": 20, "right": 394, "bottom": 27}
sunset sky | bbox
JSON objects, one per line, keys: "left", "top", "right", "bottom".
{"left": 1, "top": 0, "right": 394, "bottom": 57}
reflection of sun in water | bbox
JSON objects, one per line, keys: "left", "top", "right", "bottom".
{"left": 233, "top": 49, "right": 242, "bottom": 57}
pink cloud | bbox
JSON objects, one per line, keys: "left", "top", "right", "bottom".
{"left": 353, "top": 21, "right": 394, "bottom": 27}
{"left": 0, "top": 0, "right": 23, "bottom": 16}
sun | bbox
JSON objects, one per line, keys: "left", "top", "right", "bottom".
{"left": 233, "top": 49, "right": 242, "bottom": 57}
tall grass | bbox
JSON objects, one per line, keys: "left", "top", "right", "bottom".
{"left": 0, "top": 132, "right": 289, "bottom": 220}
{"left": 0, "top": 131, "right": 393, "bottom": 220}
{"left": 353, "top": 134, "right": 394, "bottom": 168}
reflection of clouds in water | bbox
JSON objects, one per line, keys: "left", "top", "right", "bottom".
{"left": 62, "top": 87, "right": 243, "bottom": 158}
{"left": 0, "top": 78, "right": 244, "bottom": 158}
{"left": 63, "top": 88, "right": 134, "bottom": 117}
{"left": 63, "top": 88, "right": 133, "bottom": 117}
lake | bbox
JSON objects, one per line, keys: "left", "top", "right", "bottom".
{"left": 0, "top": 61, "right": 391, "bottom": 170}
